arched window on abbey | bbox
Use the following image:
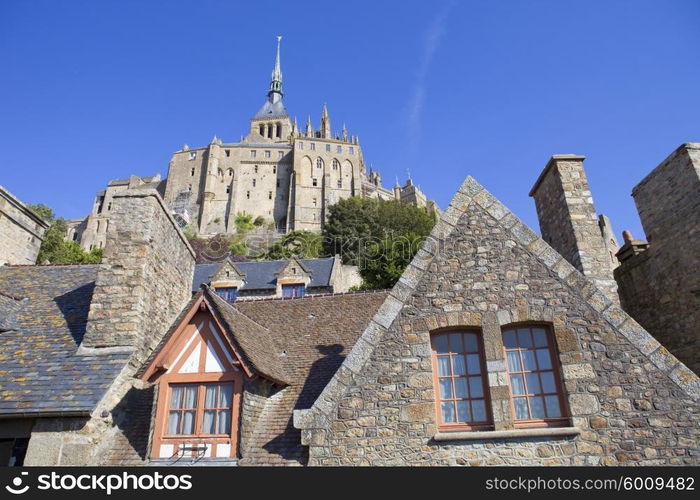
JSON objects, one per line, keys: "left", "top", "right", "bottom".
{"left": 316, "top": 158, "right": 324, "bottom": 170}
{"left": 276, "top": 122, "right": 282, "bottom": 138}
{"left": 332, "top": 159, "right": 340, "bottom": 171}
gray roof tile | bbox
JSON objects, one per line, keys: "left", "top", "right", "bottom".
{"left": 0, "top": 265, "right": 131, "bottom": 416}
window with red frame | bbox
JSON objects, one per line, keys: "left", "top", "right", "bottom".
{"left": 431, "top": 331, "right": 491, "bottom": 430}
{"left": 167, "top": 383, "right": 233, "bottom": 436}
{"left": 502, "top": 325, "right": 567, "bottom": 427}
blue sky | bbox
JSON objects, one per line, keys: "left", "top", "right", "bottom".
{"left": 1, "top": 0, "right": 699, "bottom": 240}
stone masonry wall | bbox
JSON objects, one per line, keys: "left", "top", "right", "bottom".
{"left": 615, "top": 143, "right": 700, "bottom": 375}
{"left": 530, "top": 156, "right": 618, "bottom": 303}
{"left": 297, "top": 178, "right": 700, "bottom": 466}
{"left": 0, "top": 186, "right": 48, "bottom": 265}
{"left": 81, "top": 190, "right": 196, "bottom": 368}
{"left": 239, "top": 378, "right": 277, "bottom": 457}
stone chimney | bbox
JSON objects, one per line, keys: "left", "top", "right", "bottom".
{"left": 529, "top": 155, "right": 619, "bottom": 303}
{"left": 80, "top": 189, "right": 196, "bottom": 366}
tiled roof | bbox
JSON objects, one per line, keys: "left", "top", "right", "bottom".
{"left": 0, "top": 265, "right": 131, "bottom": 416}
{"left": 233, "top": 291, "right": 388, "bottom": 465}
{"left": 192, "top": 257, "right": 336, "bottom": 292}
{"left": 102, "top": 289, "right": 386, "bottom": 466}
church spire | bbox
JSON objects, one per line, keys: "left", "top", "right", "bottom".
{"left": 268, "top": 36, "right": 283, "bottom": 104}
{"left": 320, "top": 104, "right": 331, "bottom": 138}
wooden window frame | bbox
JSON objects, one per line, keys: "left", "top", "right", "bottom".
{"left": 149, "top": 316, "right": 245, "bottom": 460}
{"left": 502, "top": 324, "right": 569, "bottom": 429}
{"left": 163, "top": 381, "right": 236, "bottom": 439}
{"left": 430, "top": 329, "right": 493, "bottom": 432}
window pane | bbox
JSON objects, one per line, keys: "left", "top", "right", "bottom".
{"left": 517, "top": 329, "right": 533, "bottom": 348}
{"left": 522, "top": 350, "right": 537, "bottom": 371}
{"left": 454, "top": 377, "right": 469, "bottom": 399}
{"left": 468, "top": 376, "right": 484, "bottom": 398}
{"left": 471, "top": 400, "right": 487, "bottom": 422}
{"left": 438, "top": 356, "right": 451, "bottom": 376}
{"left": 513, "top": 398, "right": 529, "bottom": 420}
{"left": 439, "top": 378, "right": 453, "bottom": 399}
{"left": 219, "top": 384, "right": 233, "bottom": 408}
{"left": 502, "top": 330, "right": 517, "bottom": 349}
{"left": 181, "top": 411, "right": 196, "bottom": 435}
{"left": 450, "top": 333, "right": 464, "bottom": 353}
{"left": 525, "top": 373, "right": 541, "bottom": 394}
{"left": 218, "top": 410, "right": 231, "bottom": 434}
{"left": 466, "top": 354, "right": 481, "bottom": 375}
{"left": 453, "top": 355, "right": 467, "bottom": 375}
{"left": 510, "top": 374, "right": 526, "bottom": 395}
{"left": 545, "top": 396, "right": 561, "bottom": 418}
{"left": 532, "top": 328, "right": 548, "bottom": 347}
{"left": 184, "top": 385, "right": 197, "bottom": 408}
{"left": 463, "top": 333, "right": 478, "bottom": 353}
{"left": 202, "top": 410, "right": 216, "bottom": 434}
{"left": 170, "top": 386, "right": 183, "bottom": 410}
{"left": 204, "top": 385, "right": 217, "bottom": 408}
{"left": 530, "top": 396, "right": 545, "bottom": 419}
{"left": 434, "top": 335, "right": 449, "bottom": 354}
{"left": 506, "top": 351, "right": 521, "bottom": 372}
{"left": 441, "top": 402, "right": 455, "bottom": 423}
{"left": 540, "top": 371, "right": 556, "bottom": 393}
{"left": 167, "top": 411, "right": 180, "bottom": 434}
{"left": 456, "top": 401, "right": 470, "bottom": 423}
{"left": 536, "top": 349, "right": 552, "bottom": 370}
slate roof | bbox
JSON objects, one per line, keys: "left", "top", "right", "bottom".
{"left": 233, "top": 291, "right": 389, "bottom": 466}
{"left": 253, "top": 99, "right": 288, "bottom": 119}
{"left": 0, "top": 265, "right": 131, "bottom": 417}
{"left": 192, "top": 257, "right": 336, "bottom": 292}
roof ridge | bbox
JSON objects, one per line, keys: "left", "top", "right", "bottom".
{"left": 235, "top": 288, "right": 390, "bottom": 303}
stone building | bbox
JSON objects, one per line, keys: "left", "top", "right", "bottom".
{"left": 614, "top": 143, "right": 700, "bottom": 375}
{"left": 0, "top": 185, "right": 49, "bottom": 266}
{"left": 70, "top": 38, "right": 435, "bottom": 250}
{"left": 68, "top": 174, "right": 166, "bottom": 251}
{"left": 192, "top": 256, "right": 362, "bottom": 301}
{"left": 1, "top": 156, "right": 698, "bottom": 466}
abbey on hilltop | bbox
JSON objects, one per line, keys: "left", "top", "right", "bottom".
{"left": 68, "top": 37, "right": 437, "bottom": 250}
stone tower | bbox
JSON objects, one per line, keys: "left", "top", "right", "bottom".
{"left": 529, "top": 155, "right": 619, "bottom": 302}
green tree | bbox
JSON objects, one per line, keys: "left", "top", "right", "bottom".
{"left": 262, "top": 230, "right": 323, "bottom": 260}
{"left": 229, "top": 235, "right": 249, "bottom": 256}
{"left": 27, "top": 203, "right": 54, "bottom": 221}
{"left": 322, "top": 197, "right": 436, "bottom": 266}
{"left": 359, "top": 232, "right": 425, "bottom": 290}
{"left": 234, "top": 213, "right": 254, "bottom": 233}
{"left": 33, "top": 205, "right": 104, "bottom": 265}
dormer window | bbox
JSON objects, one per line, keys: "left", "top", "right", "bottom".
{"left": 146, "top": 317, "right": 243, "bottom": 460}
{"left": 282, "top": 284, "right": 305, "bottom": 298}
{"left": 215, "top": 287, "right": 238, "bottom": 302}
